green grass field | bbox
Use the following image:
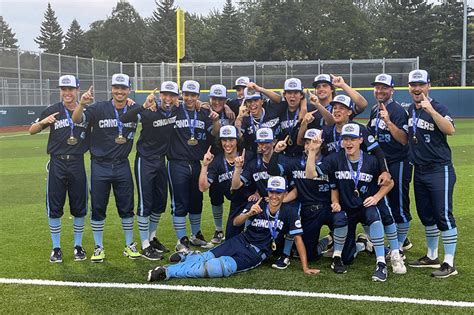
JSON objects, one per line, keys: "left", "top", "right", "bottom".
{"left": 0, "top": 120, "right": 473, "bottom": 313}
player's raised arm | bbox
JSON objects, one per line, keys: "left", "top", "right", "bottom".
{"left": 29, "top": 112, "right": 59, "bottom": 135}
{"left": 73, "top": 85, "right": 94, "bottom": 123}
{"left": 421, "top": 93, "right": 455, "bottom": 136}
{"left": 233, "top": 197, "right": 262, "bottom": 226}
{"left": 247, "top": 82, "right": 281, "bottom": 104}
{"left": 378, "top": 102, "right": 408, "bottom": 145}
{"left": 231, "top": 148, "right": 246, "bottom": 191}
{"left": 199, "top": 146, "right": 214, "bottom": 192}
{"left": 308, "top": 89, "right": 335, "bottom": 125}
{"left": 331, "top": 74, "right": 368, "bottom": 114}
{"left": 305, "top": 135, "right": 322, "bottom": 179}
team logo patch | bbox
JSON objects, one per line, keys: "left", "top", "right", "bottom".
{"left": 116, "top": 76, "right": 125, "bottom": 82}
{"left": 368, "top": 135, "right": 375, "bottom": 143}
{"left": 295, "top": 220, "right": 302, "bottom": 228}
{"left": 288, "top": 81, "right": 298, "bottom": 88}
{"left": 237, "top": 79, "right": 246, "bottom": 85}
{"left": 412, "top": 72, "right": 423, "bottom": 79}
{"left": 335, "top": 95, "right": 345, "bottom": 102}
{"left": 61, "top": 78, "right": 71, "bottom": 84}
{"left": 259, "top": 130, "right": 269, "bottom": 138}
{"left": 187, "top": 83, "right": 197, "bottom": 90}
{"left": 165, "top": 83, "right": 175, "bottom": 90}
{"left": 222, "top": 128, "right": 231, "bottom": 136}
{"left": 378, "top": 75, "right": 386, "bottom": 81}
{"left": 270, "top": 178, "right": 282, "bottom": 187}
{"left": 214, "top": 88, "right": 223, "bottom": 95}
{"left": 345, "top": 125, "right": 355, "bottom": 132}
{"left": 307, "top": 130, "right": 316, "bottom": 138}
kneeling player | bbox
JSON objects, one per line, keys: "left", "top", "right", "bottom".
{"left": 147, "top": 177, "right": 320, "bottom": 281}
{"left": 306, "top": 123, "right": 399, "bottom": 281}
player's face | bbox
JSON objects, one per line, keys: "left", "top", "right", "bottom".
{"left": 342, "top": 136, "right": 363, "bottom": 155}
{"left": 268, "top": 191, "right": 286, "bottom": 208}
{"left": 183, "top": 92, "right": 199, "bottom": 108}
{"left": 221, "top": 138, "right": 237, "bottom": 155}
{"left": 160, "top": 92, "right": 178, "bottom": 106}
{"left": 60, "top": 87, "right": 78, "bottom": 104}
{"left": 315, "top": 83, "right": 333, "bottom": 101}
{"left": 257, "top": 141, "right": 273, "bottom": 155}
{"left": 373, "top": 84, "right": 393, "bottom": 103}
{"left": 210, "top": 97, "right": 226, "bottom": 113}
{"left": 409, "top": 82, "right": 430, "bottom": 104}
{"left": 236, "top": 86, "right": 245, "bottom": 98}
{"left": 245, "top": 99, "right": 263, "bottom": 116}
{"left": 111, "top": 86, "right": 130, "bottom": 103}
{"left": 332, "top": 104, "right": 352, "bottom": 124}
{"left": 284, "top": 91, "right": 304, "bottom": 109}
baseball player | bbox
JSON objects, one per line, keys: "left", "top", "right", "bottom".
{"left": 147, "top": 176, "right": 320, "bottom": 282}
{"left": 29, "top": 75, "right": 89, "bottom": 263}
{"left": 199, "top": 125, "right": 255, "bottom": 241}
{"left": 72, "top": 73, "right": 141, "bottom": 262}
{"left": 119, "top": 81, "right": 180, "bottom": 260}
{"left": 367, "top": 74, "right": 413, "bottom": 258}
{"left": 167, "top": 80, "right": 220, "bottom": 252}
{"left": 226, "top": 76, "right": 250, "bottom": 117}
{"left": 270, "top": 128, "right": 349, "bottom": 273}
{"left": 405, "top": 70, "right": 458, "bottom": 278}
{"left": 306, "top": 123, "right": 397, "bottom": 281}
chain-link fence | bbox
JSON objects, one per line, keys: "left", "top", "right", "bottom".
{"left": 0, "top": 47, "right": 418, "bottom": 106}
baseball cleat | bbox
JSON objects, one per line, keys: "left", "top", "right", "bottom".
{"left": 408, "top": 255, "right": 441, "bottom": 268}
{"left": 150, "top": 237, "right": 170, "bottom": 253}
{"left": 272, "top": 255, "right": 290, "bottom": 270}
{"left": 91, "top": 246, "right": 105, "bottom": 263}
{"left": 210, "top": 230, "right": 225, "bottom": 244}
{"left": 147, "top": 266, "right": 167, "bottom": 282}
{"left": 331, "top": 256, "right": 347, "bottom": 274}
{"left": 123, "top": 242, "right": 141, "bottom": 259}
{"left": 50, "top": 247, "right": 63, "bottom": 263}
{"left": 190, "top": 231, "right": 213, "bottom": 249}
{"left": 175, "top": 236, "right": 191, "bottom": 252}
{"left": 356, "top": 233, "right": 374, "bottom": 254}
{"left": 431, "top": 262, "right": 458, "bottom": 278}
{"left": 372, "top": 262, "right": 388, "bottom": 282}
{"left": 141, "top": 246, "right": 163, "bottom": 261}
{"left": 73, "top": 246, "right": 87, "bottom": 261}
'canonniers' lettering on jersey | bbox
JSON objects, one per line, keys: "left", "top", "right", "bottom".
{"left": 242, "top": 200, "right": 302, "bottom": 255}
{"left": 82, "top": 100, "right": 138, "bottom": 160}
{"left": 38, "top": 102, "right": 90, "bottom": 155}
{"left": 277, "top": 101, "right": 303, "bottom": 157}
{"left": 407, "top": 100, "right": 454, "bottom": 166}
{"left": 316, "top": 150, "right": 381, "bottom": 210}
{"left": 241, "top": 156, "right": 285, "bottom": 197}
{"left": 322, "top": 121, "right": 378, "bottom": 156}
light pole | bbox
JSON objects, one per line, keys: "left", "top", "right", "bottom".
{"left": 461, "top": 0, "right": 468, "bottom": 86}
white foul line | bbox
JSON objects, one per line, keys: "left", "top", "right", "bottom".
{"left": 0, "top": 278, "right": 473, "bottom": 308}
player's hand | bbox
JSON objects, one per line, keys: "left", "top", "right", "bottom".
{"left": 209, "top": 110, "right": 219, "bottom": 122}
{"left": 330, "top": 74, "right": 347, "bottom": 88}
{"left": 302, "top": 111, "right": 316, "bottom": 125}
{"left": 79, "top": 86, "right": 94, "bottom": 106}
{"left": 237, "top": 103, "right": 249, "bottom": 119}
{"left": 126, "top": 98, "right": 136, "bottom": 107}
{"left": 143, "top": 88, "right": 157, "bottom": 109}
{"left": 247, "top": 190, "right": 260, "bottom": 202}
{"left": 248, "top": 197, "right": 263, "bottom": 216}
{"left": 203, "top": 145, "right": 214, "bottom": 167}
{"left": 379, "top": 103, "right": 390, "bottom": 124}
{"left": 224, "top": 104, "right": 236, "bottom": 120}
{"left": 378, "top": 171, "right": 392, "bottom": 186}
{"left": 246, "top": 82, "right": 261, "bottom": 91}
{"left": 420, "top": 93, "right": 434, "bottom": 114}
{"left": 40, "top": 112, "right": 60, "bottom": 126}
{"left": 331, "top": 202, "right": 341, "bottom": 213}
{"left": 308, "top": 134, "right": 322, "bottom": 152}
{"left": 363, "top": 196, "right": 378, "bottom": 208}
{"left": 303, "top": 268, "right": 321, "bottom": 275}
{"left": 307, "top": 89, "right": 321, "bottom": 107}
{"left": 274, "top": 135, "right": 289, "bottom": 153}
{"left": 198, "top": 101, "right": 210, "bottom": 111}
{"left": 235, "top": 148, "right": 245, "bottom": 169}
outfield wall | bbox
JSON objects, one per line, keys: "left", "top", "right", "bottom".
{"left": 1, "top": 87, "right": 472, "bottom": 126}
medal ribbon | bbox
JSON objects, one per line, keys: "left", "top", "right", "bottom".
{"left": 286, "top": 108, "right": 299, "bottom": 144}
{"left": 345, "top": 150, "right": 364, "bottom": 192}
{"left": 412, "top": 109, "right": 419, "bottom": 139}
{"left": 265, "top": 204, "right": 280, "bottom": 242}
{"left": 63, "top": 103, "right": 75, "bottom": 137}
{"left": 182, "top": 105, "right": 197, "bottom": 139}
{"left": 112, "top": 100, "right": 128, "bottom": 137}
{"left": 332, "top": 125, "right": 342, "bottom": 152}
{"left": 250, "top": 108, "right": 265, "bottom": 134}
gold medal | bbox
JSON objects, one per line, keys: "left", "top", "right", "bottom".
{"left": 374, "top": 134, "right": 378, "bottom": 141}
{"left": 287, "top": 138, "right": 293, "bottom": 146}
{"left": 271, "top": 240, "right": 277, "bottom": 251}
{"left": 412, "top": 136, "right": 418, "bottom": 144}
{"left": 354, "top": 189, "right": 360, "bottom": 197}
{"left": 115, "top": 135, "right": 127, "bottom": 144}
{"left": 188, "top": 137, "right": 198, "bottom": 146}
{"left": 67, "top": 136, "right": 78, "bottom": 145}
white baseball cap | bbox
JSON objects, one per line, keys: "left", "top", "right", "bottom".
{"left": 266, "top": 176, "right": 287, "bottom": 193}
{"left": 312, "top": 74, "right": 332, "bottom": 87}
{"left": 219, "top": 125, "right": 238, "bottom": 139}
{"left": 408, "top": 70, "right": 430, "bottom": 84}
{"left": 244, "top": 87, "right": 263, "bottom": 100}
{"left": 58, "top": 75, "right": 79, "bottom": 88}
{"left": 255, "top": 127, "right": 274, "bottom": 143}
{"left": 341, "top": 123, "right": 362, "bottom": 138}
{"left": 111, "top": 73, "right": 131, "bottom": 87}
{"left": 304, "top": 128, "right": 322, "bottom": 140}
{"left": 160, "top": 81, "right": 179, "bottom": 95}
{"left": 233, "top": 76, "right": 250, "bottom": 89}
{"left": 371, "top": 73, "right": 394, "bottom": 87}
{"left": 182, "top": 80, "right": 200, "bottom": 94}
{"left": 210, "top": 84, "right": 227, "bottom": 98}
{"left": 330, "top": 94, "right": 353, "bottom": 109}
{"left": 284, "top": 78, "right": 303, "bottom": 92}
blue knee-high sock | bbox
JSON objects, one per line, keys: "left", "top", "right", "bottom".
{"left": 137, "top": 215, "right": 149, "bottom": 249}
{"left": 173, "top": 215, "right": 187, "bottom": 239}
{"left": 283, "top": 236, "right": 294, "bottom": 256}
{"left": 48, "top": 217, "right": 61, "bottom": 249}
{"left": 384, "top": 223, "right": 399, "bottom": 251}
{"left": 91, "top": 219, "right": 105, "bottom": 248}
{"left": 397, "top": 222, "right": 410, "bottom": 248}
{"left": 333, "top": 225, "right": 348, "bottom": 257}
{"left": 211, "top": 204, "right": 224, "bottom": 231}
{"left": 149, "top": 213, "right": 162, "bottom": 240}
{"left": 189, "top": 213, "right": 202, "bottom": 235}
{"left": 441, "top": 228, "right": 457, "bottom": 266}
{"left": 369, "top": 221, "right": 385, "bottom": 263}
{"left": 121, "top": 217, "right": 134, "bottom": 246}
{"left": 425, "top": 225, "right": 440, "bottom": 260}
{"left": 316, "top": 235, "right": 331, "bottom": 256}
{"left": 73, "top": 216, "right": 85, "bottom": 247}
{"left": 362, "top": 224, "right": 371, "bottom": 237}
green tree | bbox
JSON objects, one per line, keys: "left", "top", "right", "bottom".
{"left": 63, "top": 19, "right": 89, "bottom": 57}
{"left": 94, "top": 1, "right": 146, "bottom": 62}
{"left": 34, "top": 2, "right": 63, "bottom": 53}
{"left": 185, "top": 12, "right": 219, "bottom": 62}
{"left": 144, "top": 0, "right": 177, "bottom": 62}
{"left": 213, "top": 0, "right": 245, "bottom": 61}
{"left": 0, "top": 17, "right": 19, "bottom": 48}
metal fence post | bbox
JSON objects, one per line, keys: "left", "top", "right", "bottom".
{"left": 91, "top": 58, "right": 95, "bottom": 95}
{"left": 382, "top": 57, "right": 386, "bottom": 73}
{"left": 161, "top": 61, "right": 165, "bottom": 82}
{"left": 17, "top": 49, "right": 21, "bottom": 106}
{"left": 285, "top": 60, "right": 288, "bottom": 79}
{"left": 120, "top": 61, "right": 123, "bottom": 73}
{"left": 134, "top": 62, "right": 138, "bottom": 90}
{"left": 106, "top": 60, "right": 110, "bottom": 99}
{"left": 58, "top": 53, "right": 61, "bottom": 76}
{"left": 220, "top": 61, "right": 223, "bottom": 84}
{"left": 253, "top": 60, "right": 257, "bottom": 82}
{"left": 349, "top": 58, "right": 353, "bottom": 86}
{"left": 416, "top": 56, "right": 419, "bottom": 69}
{"left": 39, "top": 52, "right": 43, "bottom": 106}
{"left": 192, "top": 62, "right": 195, "bottom": 80}
{"left": 140, "top": 63, "right": 143, "bottom": 90}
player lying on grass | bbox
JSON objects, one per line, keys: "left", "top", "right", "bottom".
{"left": 147, "top": 176, "right": 320, "bottom": 281}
